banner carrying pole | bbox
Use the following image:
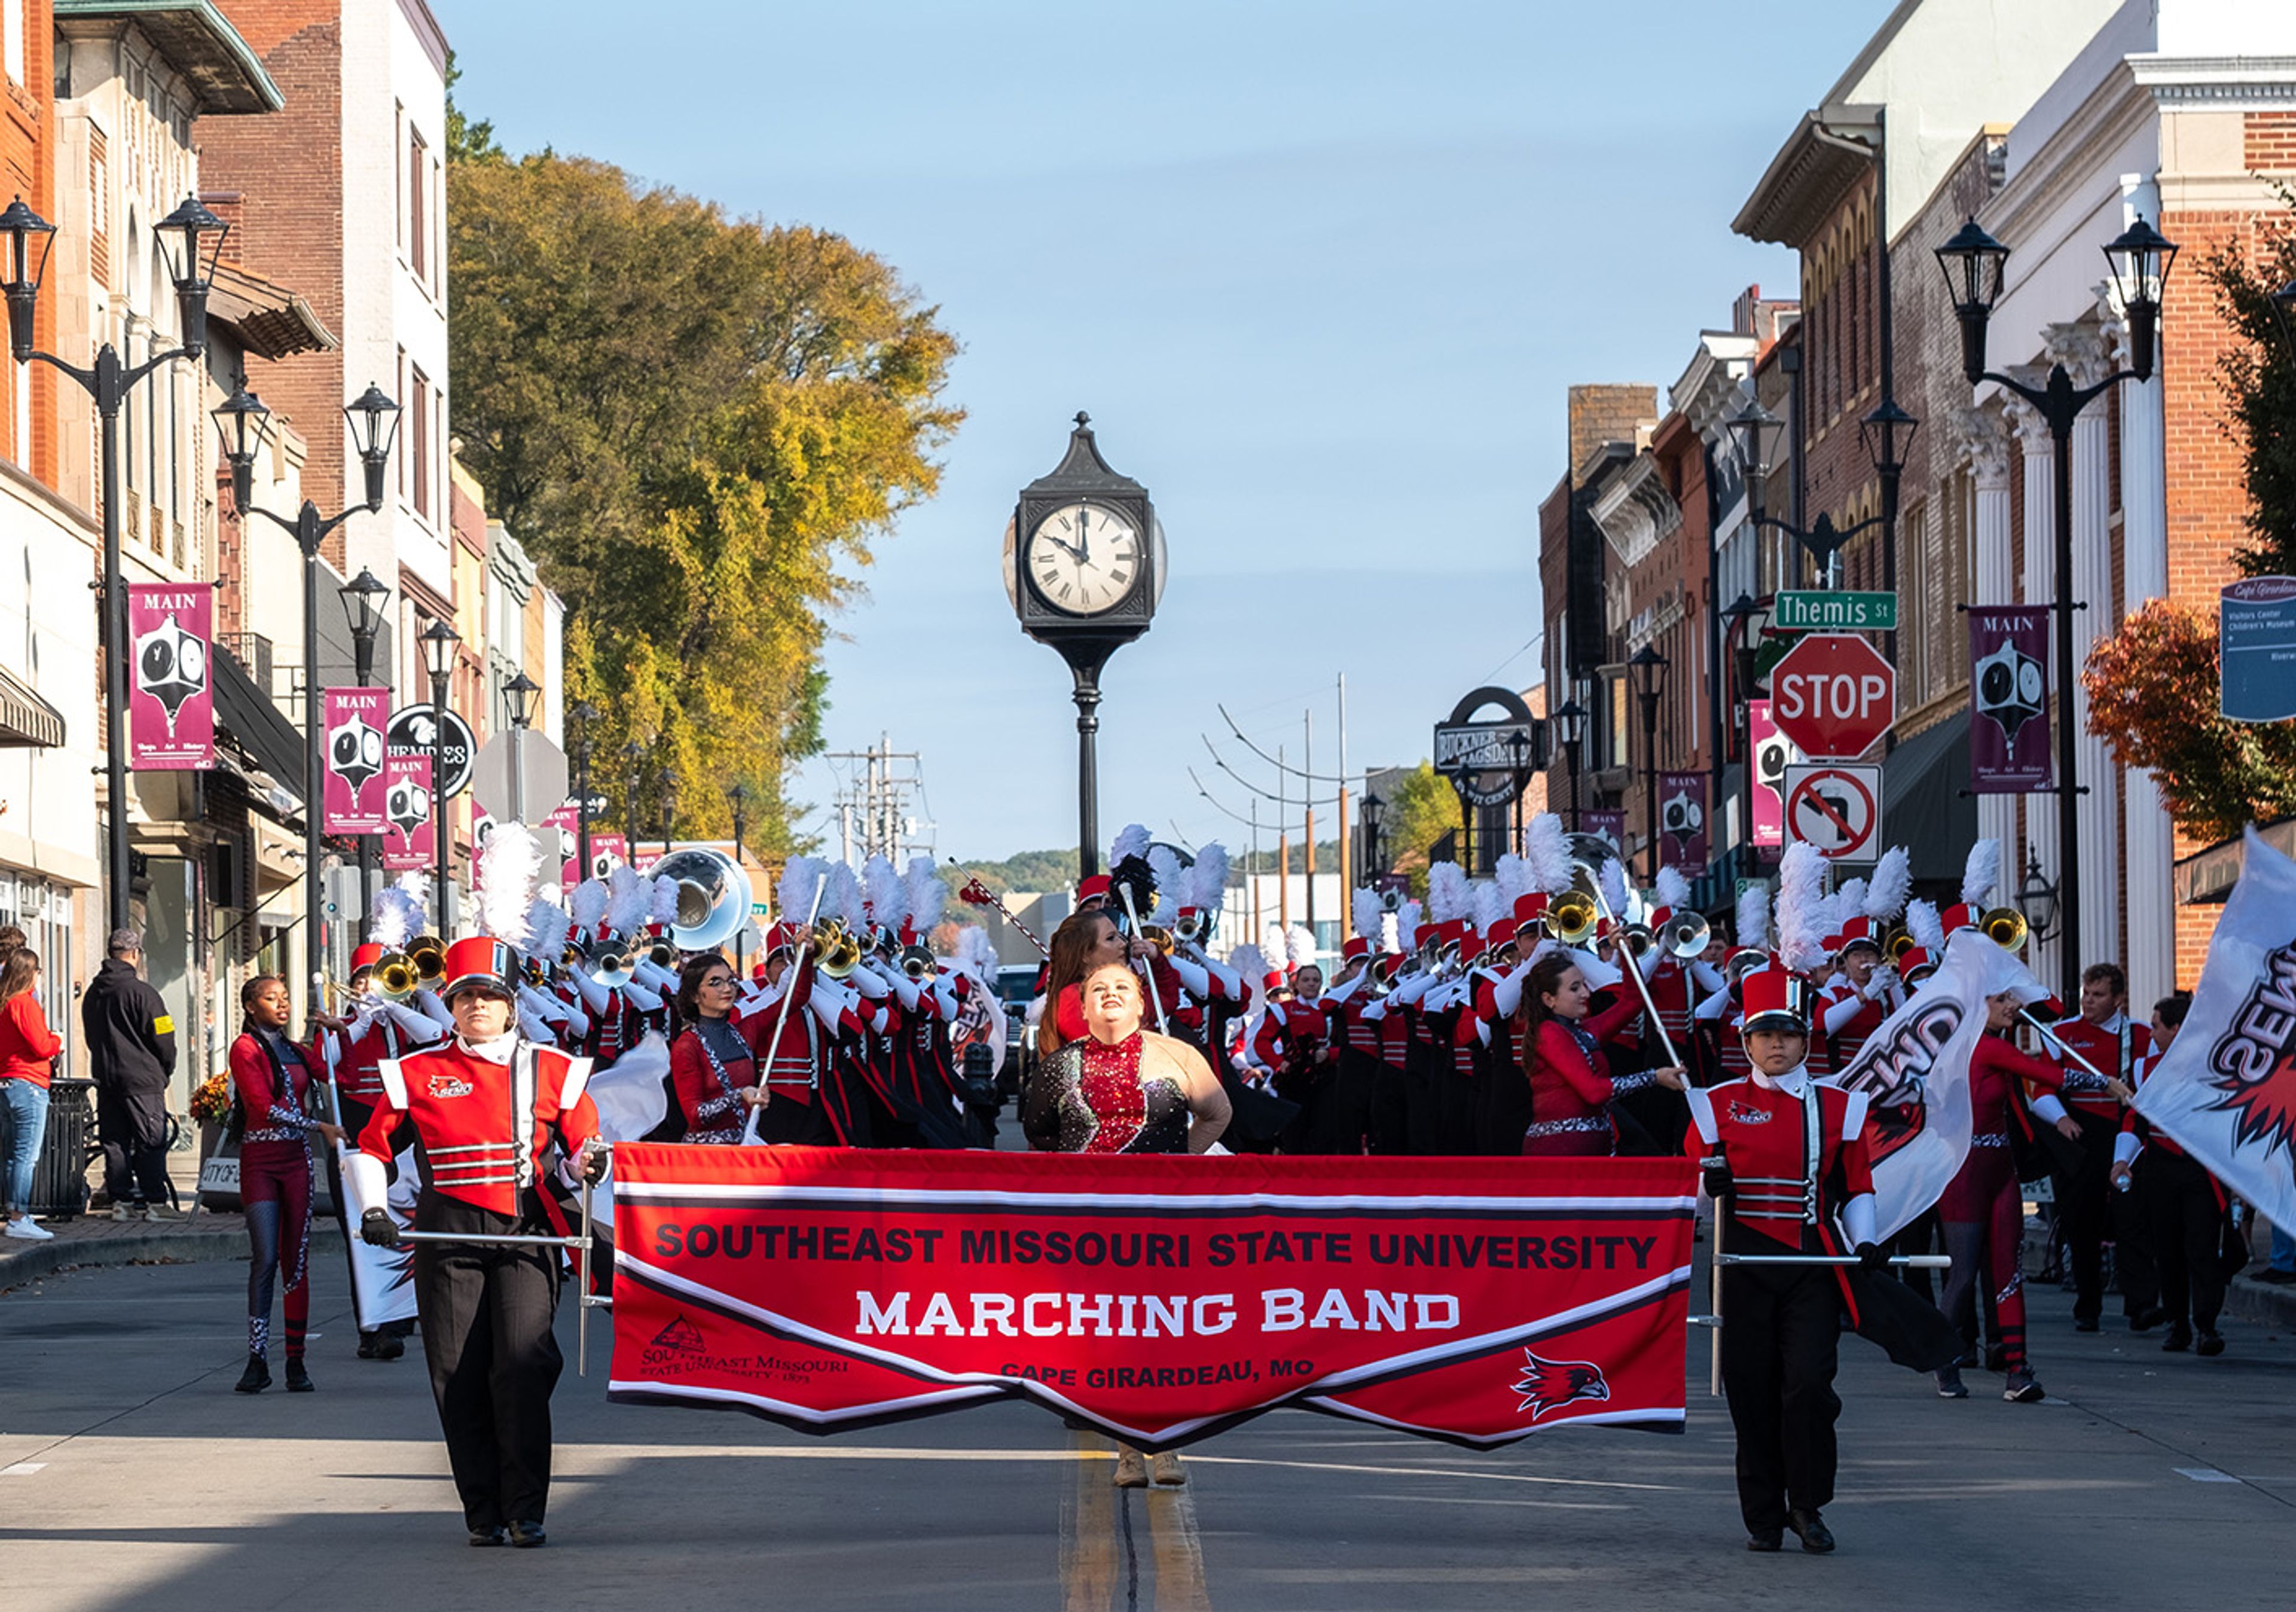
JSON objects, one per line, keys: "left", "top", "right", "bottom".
{"left": 744, "top": 876, "right": 830, "bottom": 1144}
{"left": 1118, "top": 884, "right": 1172, "bottom": 1037}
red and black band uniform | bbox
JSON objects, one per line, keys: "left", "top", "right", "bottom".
{"left": 2118, "top": 1045, "right": 2230, "bottom": 1338}
{"left": 2043, "top": 1012, "right": 2154, "bottom": 1325}
{"left": 1520, "top": 993, "right": 1648, "bottom": 1157}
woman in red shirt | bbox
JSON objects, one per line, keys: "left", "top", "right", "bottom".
{"left": 670, "top": 953, "right": 762, "bottom": 1143}
{"left": 0, "top": 947, "right": 64, "bottom": 1241}
{"left": 1517, "top": 951, "right": 1684, "bottom": 1156}
{"left": 228, "top": 975, "right": 346, "bottom": 1393}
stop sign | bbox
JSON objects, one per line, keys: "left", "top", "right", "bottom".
{"left": 1769, "top": 633, "right": 1897, "bottom": 758}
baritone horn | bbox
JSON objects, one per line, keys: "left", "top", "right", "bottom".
{"left": 408, "top": 935, "right": 446, "bottom": 986}
{"left": 1662, "top": 910, "right": 1712, "bottom": 960}
{"left": 1981, "top": 906, "right": 2028, "bottom": 951}
{"left": 1886, "top": 927, "right": 1918, "bottom": 963}
{"left": 1544, "top": 889, "right": 1601, "bottom": 948}
{"left": 815, "top": 920, "right": 863, "bottom": 980}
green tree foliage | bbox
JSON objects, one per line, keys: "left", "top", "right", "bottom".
{"left": 448, "top": 152, "right": 960, "bottom": 854}
{"left": 2200, "top": 186, "right": 2296, "bottom": 578}
{"left": 442, "top": 54, "right": 502, "bottom": 167}
{"left": 945, "top": 848, "right": 1082, "bottom": 900}
{"left": 1377, "top": 762, "right": 1464, "bottom": 897}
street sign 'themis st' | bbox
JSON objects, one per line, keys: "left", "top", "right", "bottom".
{"left": 1781, "top": 763, "right": 1882, "bottom": 863}
{"left": 1773, "top": 590, "right": 1898, "bottom": 633}
{"left": 1769, "top": 633, "right": 1897, "bottom": 759}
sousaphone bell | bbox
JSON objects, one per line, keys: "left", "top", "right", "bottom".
{"left": 651, "top": 845, "right": 755, "bottom": 956}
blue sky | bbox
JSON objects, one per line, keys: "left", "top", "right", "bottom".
{"left": 434, "top": 0, "right": 1894, "bottom": 863}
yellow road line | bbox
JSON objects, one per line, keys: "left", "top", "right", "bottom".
{"left": 1063, "top": 1431, "right": 1119, "bottom": 1611}
{"left": 1147, "top": 1478, "right": 1213, "bottom": 1612}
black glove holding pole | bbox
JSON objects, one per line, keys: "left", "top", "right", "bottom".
{"left": 1856, "top": 1241, "right": 1889, "bottom": 1271}
{"left": 360, "top": 1208, "right": 399, "bottom": 1247}
{"left": 1700, "top": 1153, "right": 1733, "bottom": 1200}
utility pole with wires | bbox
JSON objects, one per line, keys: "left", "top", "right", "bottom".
{"left": 824, "top": 732, "right": 924, "bottom": 869}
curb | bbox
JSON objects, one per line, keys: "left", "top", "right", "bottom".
{"left": 2225, "top": 1272, "right": 2296, "bottom": 1332}
{"left": 0, "top": 1222, "right": 346, "bottom": 1293}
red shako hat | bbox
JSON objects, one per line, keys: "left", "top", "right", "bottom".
{"left": 1738, "top": 958, "right": 1809, "bottom": 1036}
{"left": 441, "top": 936, "right": 520, "bottom": 1003}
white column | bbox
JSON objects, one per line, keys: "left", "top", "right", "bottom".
{"left": 2112, "top": 316, "right": 2175, "bottom": 1000}
{"left": 2010, "top": 389, "right": 2062, "bottom": 991}
{"left": 1959, "top": 405, "right": 2017, "bottom": 863}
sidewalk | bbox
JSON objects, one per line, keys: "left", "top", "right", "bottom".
{"left": 0, "top": 1208, "right": 344, "bottom": 1292}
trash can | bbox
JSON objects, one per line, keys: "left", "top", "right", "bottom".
{"left": 30, "top": 1077, "right": 94, "bottom": 1221}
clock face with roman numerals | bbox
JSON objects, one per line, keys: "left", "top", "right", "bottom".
{"left": 1024, "top": 501, "right": 1140, "bottom": 616}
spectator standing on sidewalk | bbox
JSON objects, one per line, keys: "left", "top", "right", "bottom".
{"left": 0, "top": 946, "right": 64, "bottom": 1241}
{"left": 81, "top": 930, "right": 179, "bottom": 1220}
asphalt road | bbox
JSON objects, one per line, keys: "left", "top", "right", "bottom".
{"left": 2, "top": 1252, "right": 2290, "bottom": 1612}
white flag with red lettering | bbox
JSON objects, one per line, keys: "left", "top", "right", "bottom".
{"left": 2133, "top": 827, "right": 2296, "bottom": 1236}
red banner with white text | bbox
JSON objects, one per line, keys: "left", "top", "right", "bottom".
{"left": 607, "top": 1147, "right": 1694, "bottom": 1451}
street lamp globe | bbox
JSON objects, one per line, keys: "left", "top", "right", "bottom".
{"left": 1724, "top": 393, "right": 1785, "bottom": 480}
{"left": 344, "top": 384, "right": 402, "bottom": 511}
{"left": 2102, "top": 215, "right": 2178, "bottom": 384}
{"left": 154, "top": 193, "right": 230, "bottom": 358}
{"left": 338, "top": 566, "right": 390, "bottom": 648}
{"left": 0, "top": 194, "right": 54, "bottom": 359}
{"left": 504, "top": 670, "right": 541, "bottom": 731}
{"left": 1934, "top": 216, "right": 2011, "bottom": 385}
{"left": 419, "top": 616, "right": 460, "bottom": 685}
{"left": 2015, "top": 853, "right": 2061, "bottom": 943}
{"left": 211, "top": 384, "right": 273, "bottom": 512}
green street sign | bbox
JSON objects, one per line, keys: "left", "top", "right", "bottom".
{"left": 1773, "top": 590, "right": 1897, "bottom": 632}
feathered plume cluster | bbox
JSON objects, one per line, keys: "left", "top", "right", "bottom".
{"left": 1427, "top": 862, "right": 1471, "bottom": 925}
{"left": 1654, "top": 865, "right": 1690, "bottom": 914}
{"left": 569, "top": 877, "right": 609, "bottom": 939}
{"left": 1864, "top": 846, "right": 1912, "bottom": 923}
{"left": 903, "top": 856, "right": 947, "bottom": 936}
{"left": 1181, "top": 842, "right": 1230, "bottom": 918}
{"left": 1286, "top": 924, "right": 1317, "bottom": 969}
{"left": 1228, "top": 942, "right": 1272, "bottom": 1008}
{"left": 368, "top": 875, "right": 426, "bottom": 952}
{"left": 952, "top": 925, "right": 999, "bottom": 984}
{"left": 1906, "top": 897, "right": 1945, "bottom": 953}
{"left": 1833, "top": 877, "right": 1868, "bottom": 932}
{"left": 1736, "top": 881, "right": 1772, "bottom": 952}
{"left": 1775, "top": 842, "right": 1831, "bottom": 973}
{"left": 1963, "top": 838, "right": 2002, "bottom": 905}
{"left": 648, "top": 872, "right": 681, "bottom": 928}
{"left": 605, "top": 865, "right": 651, "bottom": 939}
{"left": 1597, "top": 857, "right": 1629, "bottom": 922}
{"left": 1473, "top": 879, "right": 1507, "bottom": 935}
{"left": 862, "top": 853, "right": 903, "bottom": 927}
{"left": 822, "top": 863, "right": 862, "bottom": 926}
{"left": 1396, "top": 897, "right": 1423, "bottom": 950}
{"left": 1493, "top": 852, "right": 1533, "bottom": 906}
{"left": 778, "top": 856, "right": 826, "bottom": 927}
{"left": 1109, "top": 823, "right": 1152, "bottom": 868}
{"left": 1379, "top": 912, "right": 1401, "bottom": 953}
{"left": 524, "top": 897, "right": 572, "bottom": 965}
{"left": 478, "top": 820, "right": 547, "bottom": 950}
{"left": 1351, "top": 887, "right": 1384, "bottom": 950}
{"left": 1523, "top": 814, "right": 1571, "bottom": 897}
{"left": 1147, "top": 844, "right": 1185, "bottom": 925}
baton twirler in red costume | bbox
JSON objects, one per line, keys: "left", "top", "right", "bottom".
{"left": 1686, "top": 959, "right": 1882, "bottom": 1556}
{"left": 348, "top": 931, "right": 603, "bottom": 1549}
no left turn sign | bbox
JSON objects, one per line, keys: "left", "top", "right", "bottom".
{"left": 1781, "top": 763, "right": 1882, "bottom": 863}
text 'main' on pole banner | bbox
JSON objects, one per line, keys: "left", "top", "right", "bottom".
{"left": 607, "top": 1149, "right": 1694, "bottom": 1452}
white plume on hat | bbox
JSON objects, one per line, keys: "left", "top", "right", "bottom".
{"left": 1286, "top": 924, "right": 1317, "bottom": 969}
{"left": 952, "top": 924, "right": 998, "bottom": 984}
{"left": 1227, "top": 942, "right": 1272, "bottom": 1010}
{"left": 1379, "top": 912, "right": 1401, "bottom": 953}
{"left": 1963, "top": 838, "right": 2002, "bottom": 905}
{"left": 1598, "top": 857, "right": 1629, "bottom": 921}
{"left": 1833, "top": 878, "right": 1868, "bottom": 933}
{"left": 862, "top": 853, "right": 903, "bottom": 927}
{"left": 1259, "top": 922, "right": 1287, "bottom": 972}
{"left": 1736, "top": 881, "right": 1772, "bottom": 951}
{"left": 1147, "top": 843, "right": 1184, "bottom": 925}
{"left": 1494, "top": 852, "right": 1533, "bottom": 905}
{"left": 1396, "top": 897, "right": 1423, "bottom": 950}
{"left": 1523, "top": 814, "right": 1571, "bottom": 897}
{"left": 1427, "top": 862, "right": 1471, "bottom": 924}
{"left": 1864, "top": 846, "right": 1912, "bottom": 923}
{"left": 1472, "top": 879, "right": 1507, "bottom": 935}
{"left": 478, "top": 820, "right": 547, "bottom": 950}
{"left": 1906, "top": 897, "right": 1946, "bottom": 953}
{"left": 1654, "top": 865, "right": 1690, "bottom": 913}
{"left": 1182, "top": 842, "right": 1231, "bottom": 917}
{"left": 778, "top": 856, "right": 825, "bottom": 926}
{"left": 1110, "top": 823, "right": 1152, "bottom": 867}
{"left": 524, "top": 896, "right": 572, "bottom": 965}
{"left": 648, "top": 873, "right": 680, "bottom": 929}
{"left": 1351, "top": 887, "right": 1383, "bottom": 948}
{"left": 821, "top": 862, "right": 862, "bottom": 925}
{"left": 605, "top": 864, "right": 650, "bottom": 939}
{"left": 569, "top": 877, "right": 609, "bottom": 938}
{"left": 368, "top": 877, "right": 425, "bottom": 952}
{"left": 1776, "top": 842, "right": 1831, "bottom": 973}
{"left": 902, "top": 856, "right": 947, "bottom": 937}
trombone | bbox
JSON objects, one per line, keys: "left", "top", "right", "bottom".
{"left": 1553, "top": 838, "right": 1684, "bottom": 1070}
{"left": 374, "top": 951, "right": 420, "bottom": 1002}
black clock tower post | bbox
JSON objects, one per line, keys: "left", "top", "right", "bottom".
{"left": 1006, "top": 413, "right": 1162, "bottom": 880}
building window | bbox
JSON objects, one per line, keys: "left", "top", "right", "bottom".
{"left": 4, "top": 0, "right": 22, "bottom": 86}
{"left": 411, "top": 370, "right": 430, "bottom": 519}
{"left": 394, "top": 103, "right": 404, "bottom": 248}
{"left": 408, "top": 127, "right": 427, "bottom": 280}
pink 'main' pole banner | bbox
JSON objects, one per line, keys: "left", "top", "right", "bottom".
{"left": 322, "top": 687, "right": 391, "bottom": 835}
{"left": 126, "top": 584, "right": 214, "bottom": 770}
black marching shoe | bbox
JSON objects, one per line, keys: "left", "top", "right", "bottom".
{"left": 2161, "top": 1321, "right": 2193, "bottom": 1353}
{"left": 2073, "top": 1316, "right": 2100, "bottom": 1333}
{"left": 233, "top": 1355, "right": 270, "bottom": 1394}
{"left": 356, "top": 1333, "right": 380, "bottom": 1359}
{"left": 508, "top": 1521, "right": 548, "bottom": 1549}
{"left": 374, "top": 1332, "right": 406, "bottom": 1361}
{"left": 2004, "top": 1366, "right": 2046, "bottom": 1403}
{"left": 468, "top": 1526, "right": 508, "bottom": 1548}
{"left": 2195, "top": 1329, "right": 2225, "bottom": 1357}
{"left": 285, "top": 1359, "right": 313, "bottom": 1393}
{"left": 2129, "top": 1305, "right": 2167, "bottom": 1334}
{"left": 1747, "top": 1529, "right": 1784, "bottom": 1553}
{"left": 1786, "top": 1509, "right": 1835, "bottom": 1553}
{"left": 1934, "top": 1366, "right": 1968, "bottom": 1399}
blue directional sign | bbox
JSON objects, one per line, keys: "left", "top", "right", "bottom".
{"left": 2221, "top": 577, "right": 2296, "bottom": 723}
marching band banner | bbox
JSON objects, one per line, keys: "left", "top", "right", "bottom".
{"left": 1829, "top": 929, "right": 2047, "bottom": 1239}
{"left": 322, "top": 687, "right": 391, "bottom": 835}
{"left": 1968, "top": 607, "right": 2051, "bottom": 792}
{"left": 380, "top": 754, "right": 434, "bottom": 872}
{"left": 126, "top": 584, "right": 214, "bottom": 770}
{"left": 609, "top": 1147, "right": 1694, "bottom": 1451}
{"left": 2133, "top": 826, "right": 2296, "bottom": 1236}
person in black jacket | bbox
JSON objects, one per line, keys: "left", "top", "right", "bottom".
{"left": 82, "top": 929, "right": 178, "bottom": 1219}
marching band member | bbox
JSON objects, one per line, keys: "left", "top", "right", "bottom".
{"left": 2035, "top": 962, "right": 2154, "bottom": 1333}
{"left": 737, "top": 922, "right": 865, "bottom": 1145}
{"left": 1813, "top": 920, "right": 1901, "bottom": 1076}
{"left": 670, "top": 953, "right": 761, "bottom": 1143}
{"left": 1687, "top": 960, "right": 1882, "bottom": 1555}
{"left": 229, "top": 975, "right": 349, "bottom": 1394}
{"left": 1517, "top": 950, "right": 1685, "bottom": 1156}
{"left": 2115, "top": 992, "right": 2226, "bottom": 1355}
{"left": 351, "top": 931, "right": 604, "bottom": 1548}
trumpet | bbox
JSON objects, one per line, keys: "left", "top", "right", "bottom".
{"left": 1544, "top": 889, "right": 1601, "bottom": 948}
{"left": 900, "top": 942, "right": 936, "bottom": 981}
{"left": 1173, "top": 909, "right": 1207, "bottom": 945}
{"left": 646, "top": 938, "right": 679, "bottom": 970}
{"left": 816, "top": 920, "right": 863, "bottom": 980}
{"left": 588, "top": 938, "right": 637, "bottom": 991}
{"left": 408, "top": 935, "right": 446, "bottom": 986}
{"left": 1981, "top": 906, "right": 2028, "bottom": 952}
{"left": 374, "top": 951, "right": 420, "bottom": 1002}
{"left": 1621, "top": 924, "right": 1656, "bottom": 963}
{"left": 1138, "top": 924, "right": 1177, "bottom": 957}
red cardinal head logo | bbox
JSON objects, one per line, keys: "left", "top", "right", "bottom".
{"left": 2206, "top": 945, "right": 2296, "bottom": 1159}
{"left": 1512, "top": 1350, "right": 1610, "bottom": 1421}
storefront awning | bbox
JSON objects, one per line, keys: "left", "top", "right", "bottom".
{"left": 2174, "top": 817, "right": 2296, "bottom": 906}
{"left": 0, "top": 663, "right": 65, "bottom": 749}
{"left": 1880, "top": 712, "right": 1976, "bottom": 874}
{"left": 212, "top": 642, "right": 305, "bottom": 802}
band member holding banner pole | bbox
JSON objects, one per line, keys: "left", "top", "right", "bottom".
{"left": 349, "top": 934, "right": 604, "bottom": 1549}
{"left": 1686, "top": 961, "right": 1885, "bottom": 1556}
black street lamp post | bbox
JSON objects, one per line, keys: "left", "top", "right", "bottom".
{"left": 621, "top": 742, "right": 645, "bottom": 853}
{"left": 1720, "top": 591, "right": 1771, "bottom": 871}
{"left": 658, "top": 767, "right": 678, "bottom": 861}
{"left": 215, "top": 384, "right": 400, "bottom": 1002}
{"left": 419, "top": 618, "right": 459, "bottom": 939}
{"left": 569, "top": 702, "right": 599, "bottom": 882}
{"left": 1629, "top": 646, "right": 1668, "bottom": 880}
{"left": 501, "top": 670, "right": 539, "bottom": 824}
{"left": 1, "top": 193, "right": 228, "bottom": 935}
{"left": 1553, "top": 696, "right": 1587, "bottom": 831}
{"left": 339, "top": 567, "right": 390, "bottom": 941}
{"left": 1935, "top": 212, "right": 2176, "bottom": 1003}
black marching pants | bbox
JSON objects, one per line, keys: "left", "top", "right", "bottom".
{"left": 1720, "top": 1241, "right": 1843, "bottom": 1534}
{"left": 2059, "top": 1109, "right": 2145, "bottom": 1321}
{"left": 412, "top": 1189, "right": 564, "bottom": 1531}
{"left": 2142, "top": 1150, "right": 2227, "bottom": 1332}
